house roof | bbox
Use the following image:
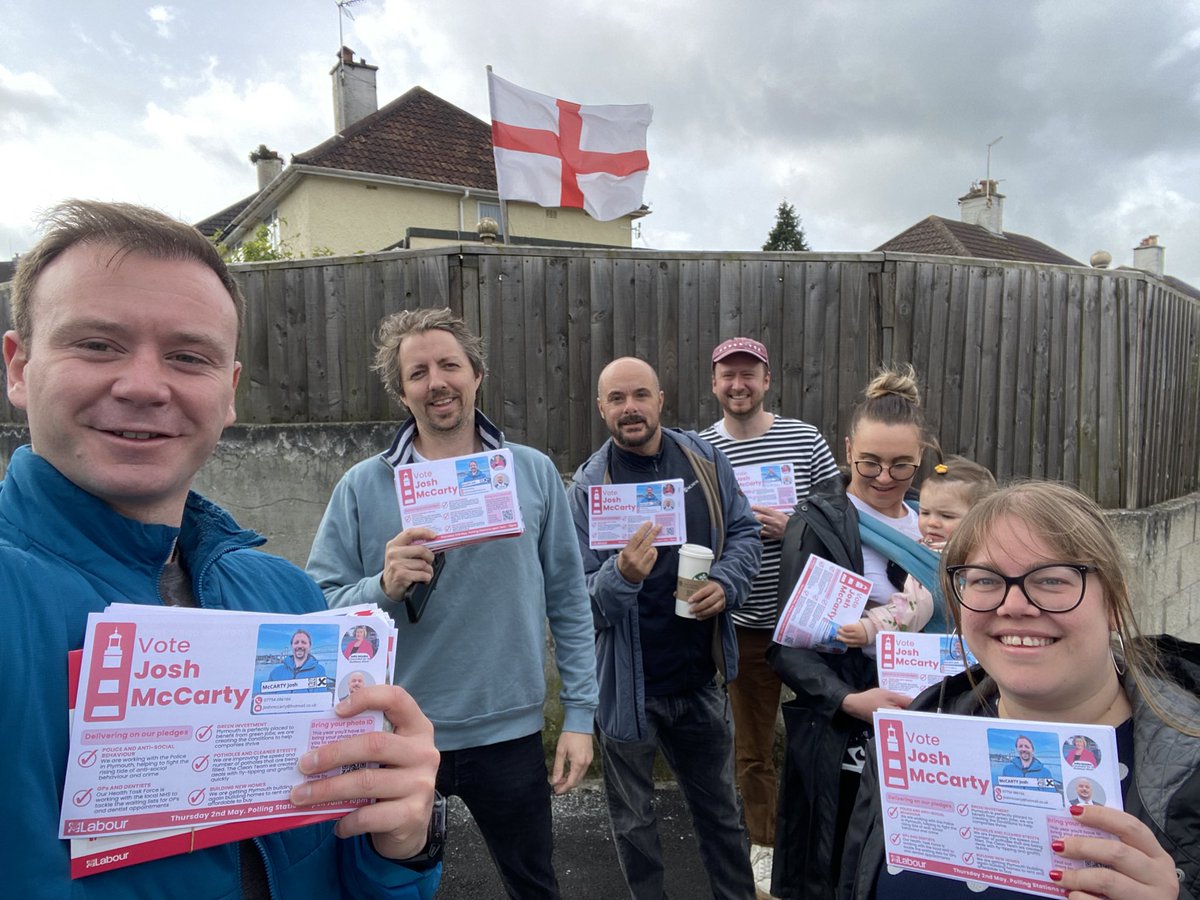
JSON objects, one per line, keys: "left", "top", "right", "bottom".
{"left": 875, "top": 215, "right": 1083, "bottom": 267}
{"left": 1160, "top": 274, "right": 1200, "bottom": 301}
{"left": 194, "top": 193, "right": 256, "bottom": 242}
{"left": 291, "top": 86, "right": 497, "bottom": 190}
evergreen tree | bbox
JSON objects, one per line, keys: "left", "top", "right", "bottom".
{"left": 762, "top": 200, "right": 810, "bottom": 251}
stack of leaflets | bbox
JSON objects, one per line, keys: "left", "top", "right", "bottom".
{"left": 394, "top": 448, "right": 524, "bottom": 551}
{"left": 586, "top": 479, "right": 687, "bottom": 549}
{"left": 63, "top": 603, "right": 396, "bottom": 878}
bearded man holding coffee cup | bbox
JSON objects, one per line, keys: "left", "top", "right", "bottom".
{"left": 570, "top": 357, "right": 762, "bottom": 900}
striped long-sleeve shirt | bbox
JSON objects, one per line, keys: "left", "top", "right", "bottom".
{"left": 699, "top": 415, "right": 840, "bottom": 628}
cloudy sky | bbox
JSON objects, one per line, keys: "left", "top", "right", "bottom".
{"left": 4, "top": 1, "right": 1199, "bottom": 286}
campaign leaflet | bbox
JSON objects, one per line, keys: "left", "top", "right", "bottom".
{"left": 732, "top": 461, "right": 798, "bottom": 512}
{"left": 394, "top": 448, "right": 524, "bottom": 551}
{"left": 876, "top": 632, "right": 979, "bottom": 699}
{"left": 873, "top": 709, "right": 1121, "bottom": 898}
{"left": 586, "top": 479, "right": 687, "bottom": 549}
{"left": 772, "top": 555, "right": 872, "bottom": 652}
{"left": 60, "top": 606, "right": 394, "bottom": 841}
{"left": 67, "top": 605, "right": 395, "bottom": 878}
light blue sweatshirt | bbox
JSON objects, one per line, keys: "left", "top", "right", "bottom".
{"left": 306, "top": 413, "right": 598, "bottom": 751}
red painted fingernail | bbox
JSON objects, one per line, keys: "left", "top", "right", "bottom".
{"left": 1050, "top": 840, "right": 1065, "bottom": 853}
{"left": 1069, "top": 805, "right": 1084, "bottom": 816}
{"left": 1048, "top": 870, "right": 1063, "bottom": 882}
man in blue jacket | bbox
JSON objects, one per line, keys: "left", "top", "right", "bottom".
{"left": 0, "top": 199, "right": 442, "bottom": 899}
{"left": 1001, "top": 735, "right": 1052, "bottom": 778}
{"left": 569, "top": 357, "right": 760, "bottom": 900}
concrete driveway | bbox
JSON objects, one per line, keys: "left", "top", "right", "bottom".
{"left": 436, "top": 781, "right": 712, "bottom": 898}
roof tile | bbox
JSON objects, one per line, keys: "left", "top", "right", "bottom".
{"left": 876, "top": 215, "right": 1082, "bottom": 267}
{"left": 292, "top": 86, "right": 496, "bottom": 189}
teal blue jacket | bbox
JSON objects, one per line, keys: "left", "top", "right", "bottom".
{"left": 0, "top": 446, "right": 440, "bottom": 900}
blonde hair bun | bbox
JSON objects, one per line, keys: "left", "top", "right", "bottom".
{"left": 864, "top": 364, "right": 921, "bottom": 406}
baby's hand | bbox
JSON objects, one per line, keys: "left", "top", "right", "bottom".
{"left": 836, "top": 620, "right": 869, "bottom": 647}
{"left": 921, "top": 536, "right": 946, "bottom": 552}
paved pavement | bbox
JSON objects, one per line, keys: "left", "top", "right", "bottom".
{"left": 436, "top": 781, "right": 712, "bottom": 899}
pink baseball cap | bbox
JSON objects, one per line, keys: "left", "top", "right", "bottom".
{"left": 711, "top": 337, "right": 769, "bottom": 368}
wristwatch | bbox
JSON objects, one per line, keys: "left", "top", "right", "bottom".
{"left": 395, "top": 791, "right": 446, "bottom": 868}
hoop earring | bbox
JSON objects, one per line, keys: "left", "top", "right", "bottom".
{"left": 1111, "top": 630, "right": 1126, "bottom": 677}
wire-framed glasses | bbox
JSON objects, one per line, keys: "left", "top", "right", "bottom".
{"left": 946, "top": 563, "right": 1096, "bottom": 613}
{"left": 852, "top": 460, "right": 918, "bottom": 480}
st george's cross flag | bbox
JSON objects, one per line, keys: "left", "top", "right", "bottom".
{"left": 487, "top": 71, "right": 652, "bottom": 222}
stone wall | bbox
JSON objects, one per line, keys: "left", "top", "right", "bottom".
{"left": 3, "top": 422, "right": 1199, "bottom": 641}
{"left": 1108, "top": 494, "right": 1200, "bottom": 640}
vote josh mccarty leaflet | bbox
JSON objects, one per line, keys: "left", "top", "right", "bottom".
{"left": 587, "top": 479, "right": 687, "bottom": 549}
{"left": 873, "top": 709, "right": 1121, "bottom": 897}
{"left": 773, "top": 555, "right": 872, "bottom": 652}
{"left": 733, "top": 461, "right": 798, "bottom": 512}
{"left": 876, "top": 632, "right": 978, "bottom": 699}
{"left": 394, "top": 448, "right": 524, "bottom": 551}
{"left": 60, "top": 606, "right": 394, "bottom": 842}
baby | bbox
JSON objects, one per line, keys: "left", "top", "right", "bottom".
{"left": 837, "top": 455, "right": 996, "bottom": 646}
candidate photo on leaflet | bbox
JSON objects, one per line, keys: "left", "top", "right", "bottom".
{"left": 340, "top": 671, "right": 373, "bottom": 700}
{"left": 0, "top": 199, "right": 442, "bottom": 898}
{"left": 1068, "top": 776, "right": 1104, "bottom": 806}
{"left": 1000, "top": 733, "right": 1050, "bottom": 778}
{"left": 343, "top": 623, "right": 378, "bottom": 660}
{"left": 268, "top": 628, "right": 328, "bottom": 682}
{"left": 1065, "top": 734, "right": 1099, "bottom": 767}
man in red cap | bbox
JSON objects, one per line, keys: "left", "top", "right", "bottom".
{"left": 700, "top": 337, "right": 839, "bottom": 899}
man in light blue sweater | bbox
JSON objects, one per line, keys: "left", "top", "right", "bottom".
{"left": 307, "top": 308, "right": 598, "bottom": 900}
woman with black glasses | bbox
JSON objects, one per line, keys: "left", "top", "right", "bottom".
{"left": 769, "top": 365, "right": 932, "bottom": 900}
{"left": 839, "top": 481, "right": 1200, "bottom": 899}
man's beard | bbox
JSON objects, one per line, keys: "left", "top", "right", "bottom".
{"left": 722, "top": 392, "right": 763, "bottom": 420}
{"left": 610, "top": 413, "right": 657, "bottom": 449}
{"left": 424, "top": 390, "right": 468, "bottom": 433}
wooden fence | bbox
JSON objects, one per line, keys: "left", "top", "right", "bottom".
{"left": 2, "top": 247, "right": 1197, "bottom": 509}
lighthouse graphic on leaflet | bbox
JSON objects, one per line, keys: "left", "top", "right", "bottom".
{"left": 879, "top": 718, "right": 909, "bottom": 789}
{"left": 84, "top": 623, "right": 137, "bottom": 722}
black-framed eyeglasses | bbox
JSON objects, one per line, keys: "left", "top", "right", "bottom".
{"left": 852, "top": 460, "right": 918, "bottom": 481}
{"left": 946, "top": 563, "right": 1096, "bottom": 613}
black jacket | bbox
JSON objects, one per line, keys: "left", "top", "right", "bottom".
{"left": 838, "top": 636, "right": 1200, "bottom": 900}
{"left": 767, "top": 476, "right": 874, "bottom": 900}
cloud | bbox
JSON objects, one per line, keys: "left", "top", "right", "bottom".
{"left": 3, "top": 0, "right": 1199, "bottom": 286}
{"left": 147, "top": 5, "right": 176, "bottom": 40}
{"left": 0, "top": 64, "right": 66, "bottom": 133}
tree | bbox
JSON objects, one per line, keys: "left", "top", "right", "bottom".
{"left": 213, "top": 222, "right": 334, "bottom": 263}
{"left": 762, "top": 200, "right": 810, "bottom": 251}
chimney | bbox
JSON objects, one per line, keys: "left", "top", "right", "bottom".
{"left": 1132, "top": 235, "right": 1164, "bottom": 277}
{"left": 330, "top": 46, "right": 379, "bottom": 132}
{"left": 248, "top": 145, "right": 283, "bottom": 192}
{"left": 958, "top": 179, "right": 1005, "bottom": 235}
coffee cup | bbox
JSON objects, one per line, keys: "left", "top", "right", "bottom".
{"left": 675, "top": 543, "right": 715, "bottom": 618}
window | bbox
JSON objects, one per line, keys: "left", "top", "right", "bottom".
{"left": 476, "top": 201, "right": 503, "bottom": 239}
{"left": 265, "top": 210, "right": 282, "bottom": 252}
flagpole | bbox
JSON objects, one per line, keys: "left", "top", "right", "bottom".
{"left": 485, "top": 65, "right": 512, "bottom": 245}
